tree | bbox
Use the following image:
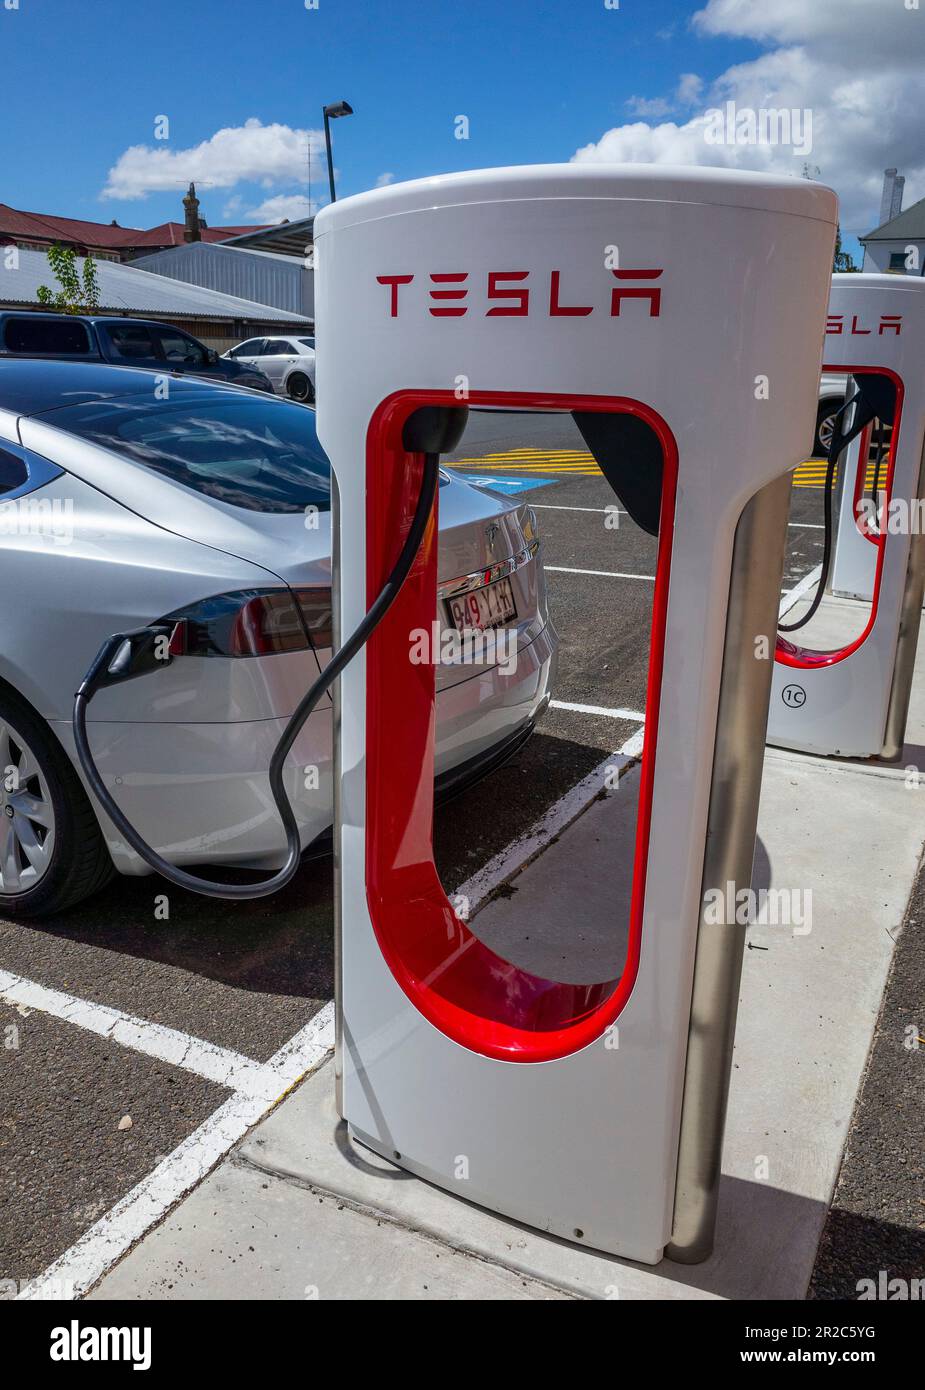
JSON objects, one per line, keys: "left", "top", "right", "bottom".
{"left": 799, "top": 166, "right": 860, "bottom": 274}
{"left": 834, "top": 226, "right": 859, "bottom": 273}
{"left": 36, "top": 243, "right": 101, "bottom": 313}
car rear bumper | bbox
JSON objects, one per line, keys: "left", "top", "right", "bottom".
{"left": 54, "top": 621, "right": 558, "bottom": 875}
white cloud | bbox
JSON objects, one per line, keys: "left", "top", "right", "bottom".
{"left": 102, "top": 118, "right": 325, "bottom": 200}
{"left": 693, "top": 0, "right": 923, "bottom": 66}
{"left": 376, "top": 172, "right": 396, "bottom": 188}
{"left": 238, "top": 193, "right": 317, "bottom": 223}
{"left": 626, "top": 95, "right": 673, "bottom": 119}
{"left": 676, "top": 73, "right": 704, "bottom": 105}
{"left": 572, "top": 0, "right": 925, "bottom": 235}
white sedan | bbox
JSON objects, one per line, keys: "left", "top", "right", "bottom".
{"left": 223, "top": 335, "right": 316, "bottom": 403}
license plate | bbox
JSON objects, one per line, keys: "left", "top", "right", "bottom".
{"left": 447, "top": 577, "right": 517, "bottom": 632}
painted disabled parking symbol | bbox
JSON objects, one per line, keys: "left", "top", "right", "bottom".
{"left": 782, "top": 684, "right": 807, "bottom": 709}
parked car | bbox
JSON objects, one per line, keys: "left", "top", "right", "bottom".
{"left": 815, "top": 373, "right": 849, "bottom": 457}
{"left": 223, "top": 335, "right": 315, "bottom": 402}
{"left": 0, "top": 311, "right": 274, "bottom": 393}
{"left": 0, "top": 360, "right": 556, "bottom": 916}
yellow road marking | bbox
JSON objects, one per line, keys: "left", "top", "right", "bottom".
{"left": 448, "top": 450, "right": 884, "bottom": 489}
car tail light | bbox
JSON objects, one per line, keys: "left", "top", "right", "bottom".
{"left": 160, "top": 587, "right": 331, "bottom": 658}
{"left": 292, "top": 586, "right": 333, "bottom": 650}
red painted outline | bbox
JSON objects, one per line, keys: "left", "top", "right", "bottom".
{"left": 364, "top": 389, "right": 678, "bottom": 1062}
{"left": 776, "top": 367, "right": 904, "bottom": 670}
{"left": 850, "top": 423, "right": 880, "bottom": 543}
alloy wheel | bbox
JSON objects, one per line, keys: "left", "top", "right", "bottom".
{"left": 818, "top": 411, "right": 837, "bottom": 455}
{"left": 0, "top": 717, "right": 55, "bottom": 895}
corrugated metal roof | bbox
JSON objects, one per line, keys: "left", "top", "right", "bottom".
{"left": 223, "top": 246, "right": 304, "bottom": 263}
{"left": 221, "top": 217, "right": 315, "bottom": 257}
{"left": 0, "top": 246, "right": 311, "bottom": 322}
{"left": 132, "top": 240, "right": 312, "bottom": 318}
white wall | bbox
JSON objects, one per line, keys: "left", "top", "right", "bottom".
{"left": 862, "top": 239, "right": 925, "bottom": 275}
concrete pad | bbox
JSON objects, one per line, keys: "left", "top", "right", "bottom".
{"left": 91, "top": 589, "right": 925, "bottom": 1302}
{"left": 138, "top": 721, "right": 920, "bottom": 1301}
{"left": 91, "top": 1076, "right": 570, "bottom": 1302}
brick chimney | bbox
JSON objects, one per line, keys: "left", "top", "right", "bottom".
{"left": 879, "top": 169, "right": 905, "bottom": 228}
{"left": 183, "top": 181, "right": 202, "bottom": 243}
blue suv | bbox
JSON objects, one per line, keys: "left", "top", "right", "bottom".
{"left": 0, "top": 312, "right": 274, "bottom": 392}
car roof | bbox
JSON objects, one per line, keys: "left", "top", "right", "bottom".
{"left": 0, "top": 310, "right": 187, "bottom": 329}
{"left": 0, "top": 358, "right": 258, "bottom": 417}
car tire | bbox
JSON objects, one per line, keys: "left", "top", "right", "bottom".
{"left": 287, "top": 372, "right": 314, "bottom": 404}
{"left": 0, "top": 690, "right": 114, "bottom": 918}
{"left": 814, "top": 399, "right": 840, "bottom": 458}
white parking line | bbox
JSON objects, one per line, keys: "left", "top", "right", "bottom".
{"left": 779, "top": 563, "right": 822, "bottom": 619}
{"left": 455, "top": 723, "right": 645, "bottom": 915}
{"left": 551, "top": 699, "right": 646, "bottom": 721}
{"left": 532, "top": 504, "right": 626, "bottom": 514}
{"left": 0, "top": 970, "right": 299, "bottom": 1102}
{"left": 16, "top": 1002, "right": 335, "bottom": 1300}
{"left": 532, "top": 503, "right": 823, "bottom": 529}
{"left": 546, "top": 565, "right": 655, "bottom": 581}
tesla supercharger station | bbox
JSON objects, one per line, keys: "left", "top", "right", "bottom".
{"left": 769, "top": 275, "right": 925, "bottom": 760}
{"left": 314, "top": 166, "right": 837, "bottom": 1264}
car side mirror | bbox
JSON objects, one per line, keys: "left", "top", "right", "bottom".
{"left": 207, "top": 348, "right": 219, "bottom": 364}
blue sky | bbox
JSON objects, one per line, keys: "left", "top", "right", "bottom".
{"left": 3, "top": 0, "right": 922, "bottom": 258}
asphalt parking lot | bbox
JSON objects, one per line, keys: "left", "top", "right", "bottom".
{"left": 0, "top": 409, "right": 830, "bottom": 1294}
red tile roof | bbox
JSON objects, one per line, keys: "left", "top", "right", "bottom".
{"left": 122, "top": 221, "right": 272, "bottom": 248}
{"left": 0, "top": 204, "right": 271, "bottom": 250}
{"left": 0, "top": 203, "right": 144, "bottom": 247}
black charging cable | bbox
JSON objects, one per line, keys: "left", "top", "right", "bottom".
{"left": 779, "top": 391, "right": 863, "bottom": 635}
{"left": 73, "top": 406, "right": 466, "bottom": 900}
{"left": 869, "top": 416, "right": 887, "bottom": 534}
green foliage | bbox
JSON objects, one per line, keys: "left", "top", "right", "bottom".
{"left": 833, "top": 226, "right": 859, "bottom": 274}
{"left": 36, "top": 243, "right": 101, "bottom": 314}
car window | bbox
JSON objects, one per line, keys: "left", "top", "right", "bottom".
{"left": 2, "top": 317, "right": 93, "bottom": 355}
{"left": 0, "top": 447, "right": 28, "bottom": 495}
{"left": 297, "top": 338, "right": 315, "bottom": 350}
{"left": 264, "top": 340, "right": 291, "bottom": 354}
{"left": 229, "top": 339, "right": 263, "bottom": 358}
{"left": 53, "top": 394, "right": 332, "bottom": 514}
{"left": 101, "top": 323, "right": 159, "bottom": 361}
{"left": 154, "top": 329, "right": 208, "bottom": 366}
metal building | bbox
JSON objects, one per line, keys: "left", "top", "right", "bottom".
{"left": 0, "top": 246, "right": 311, "bottom": 350}
{"left": 133, "top": 241, "right": 314, "bottom": 322}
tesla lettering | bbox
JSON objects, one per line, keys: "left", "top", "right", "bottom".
{"left": 376, "top": 269, "right": 664, "bottom": 318}
{"left": 826, "top": 313, "right": 902, "bottom": 336}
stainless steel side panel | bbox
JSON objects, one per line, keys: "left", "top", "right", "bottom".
{"left": 667, "top": 472, "right": 792, "bottom": 1263}
{"left": 882, "top": 434, "right": 925, "bottom": 760}
{"left": 331, "top": 465, "right": 345, "bottom": 1117}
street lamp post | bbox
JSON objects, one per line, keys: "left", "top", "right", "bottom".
{"left": 323, "top": 101, "right": 354, "bottom": 204}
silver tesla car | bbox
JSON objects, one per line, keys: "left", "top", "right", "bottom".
{"left": 0, "top": 361, "right": 557, "bottom": 917}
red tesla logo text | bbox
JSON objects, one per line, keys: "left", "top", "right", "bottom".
{"left": 826, "top": 314, "right": 902, "bottom": 336}
{"left": 376, "top": 269, "right": 664, "bottom": 319}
